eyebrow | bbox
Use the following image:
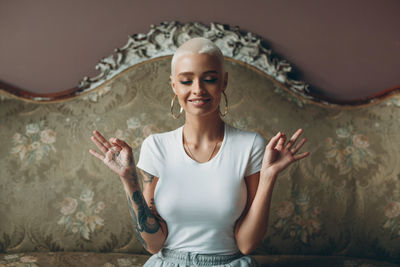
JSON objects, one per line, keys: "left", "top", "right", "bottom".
{"left": 177, "top": 70, "right": 218, "bottom": 76}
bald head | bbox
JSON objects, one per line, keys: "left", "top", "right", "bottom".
{"left": 171, "top": 37, "right": 225, "bottom": 76}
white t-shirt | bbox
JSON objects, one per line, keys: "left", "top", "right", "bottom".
{"left": 136, "top": 122, "right": 266, "bottom": 255}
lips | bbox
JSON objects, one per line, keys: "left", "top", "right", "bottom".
{"left": 189, "top": 98, "right": 211, "bottom": 103}
{"left": 188, "top": 98, "right": 211, "bottom": 107}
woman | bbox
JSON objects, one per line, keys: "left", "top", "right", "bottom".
{"left": 89, "top": 37, "right": 310, "bottom": 266}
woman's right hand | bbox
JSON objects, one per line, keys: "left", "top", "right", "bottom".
{"left": 89, "top": 130, "right": 137, "bottom": 183}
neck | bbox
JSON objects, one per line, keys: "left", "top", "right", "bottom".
{"left": 183, "top": 111, "right": 225, "bottom": 143}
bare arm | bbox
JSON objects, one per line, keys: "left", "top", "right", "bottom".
{"left": 121, "top": 170, "right": 167, "bottom": 254}
{"left": 235, "top": 129, "right": 310, "bottom": 254}
{"left": 89, "top": 130, "right": 167, "bottom": 254}
{"left": 121, "top": 169, "right": 167, "bottom": 254}
{"left": 234, "top": 170, "right": 277, "bottom": 255}
{"left": 139, "top": 170, "right": 168, "bottom": 237}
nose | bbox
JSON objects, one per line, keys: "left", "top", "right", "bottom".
{"left": 193, "top": 78, "right": 205, "bottom": 95}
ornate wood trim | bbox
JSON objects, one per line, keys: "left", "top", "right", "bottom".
{"left": 1, "top": 21, "right": 399, "bottom": 107}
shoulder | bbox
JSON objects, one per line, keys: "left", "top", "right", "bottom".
{"left": 226, "top": 123, "right": 265, "bottom": 145}
{"left": 141, "top": 126, "right": 181, "bottom": 147}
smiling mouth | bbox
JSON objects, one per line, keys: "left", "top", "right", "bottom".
{"left": 189, "top": 99, "right": 211, "bottom": 104}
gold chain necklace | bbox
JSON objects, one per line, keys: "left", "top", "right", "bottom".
{"left": 183, "top": 129, "right": 220, "bottom": 162}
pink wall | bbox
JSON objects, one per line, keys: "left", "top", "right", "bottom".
{"left": 0, "top": 0, "right": 399, "bottom": 101}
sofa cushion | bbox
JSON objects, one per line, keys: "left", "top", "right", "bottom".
{"left": 0, "top": 252, "right": 399, "bottom": 267}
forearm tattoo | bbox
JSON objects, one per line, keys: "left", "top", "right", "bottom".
{"left": 122, "top": 155, "right": 139, "bottom": 188}
{"left": 149, "top": 198, "right": 165, "bottom": 223}
{"left": 126, "top": 190, "right": 161, "bottom": 249}
{"left": 129, "top": 167, "right": 139, "bottom": 188}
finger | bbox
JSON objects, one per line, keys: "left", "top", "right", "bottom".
{"left": 267, "top": 132, "right": 283, "bottom": 150}
{"left": 91, "top": 135, "right": 109, "bottom": 154}
{"left": 275, "top": 133, "right": 286, "bottom": 150}
{"left": 93, "top": 130, "right": 112, "bottom": 150}
{"left": 290, "top": 137, "right": 307, "bottom": 154}
{"left": 113, "top": 138, "right": 132, "bottom": 153}
{"left": 89, "top": 148, "right": 105, "bottom": 161}
{"left": 286, "top": 128, "right": 303, "bottom": 149}
{"left": 293, "top": 151, "right": 310, "bottom": 161}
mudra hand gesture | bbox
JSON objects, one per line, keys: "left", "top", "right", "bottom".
{"left": 261, "top": 128, "right": 310, "bottom": 177}
{"left": 89, "top": 130, "right": 136, "bottom": 181}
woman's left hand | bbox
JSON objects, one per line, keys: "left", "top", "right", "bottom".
{"left": 261, "top": 128, "right": 310, "bottom": 178}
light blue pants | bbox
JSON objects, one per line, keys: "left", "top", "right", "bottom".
{"left": 143, "top": 248, "right": 259, "bottom": 267}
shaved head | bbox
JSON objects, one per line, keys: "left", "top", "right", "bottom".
{"left": 171, "top": 37, "right": 225, "bottom": 76}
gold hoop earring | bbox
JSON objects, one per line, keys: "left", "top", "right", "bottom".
{"left": 170, "top": 94, "right": 183, "bottom": 119}
{"left": 219, "top": 91, "right": 228, "bottom": 117}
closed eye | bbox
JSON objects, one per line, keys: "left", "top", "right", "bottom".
{"left": 204, "top": 78, "right": 217, "bottom": 83}
{"left": 180, "top": 78, "right": 217, "bottom": 85}
{"left": 180, "top": 81, "right": 192, "bottom": 85}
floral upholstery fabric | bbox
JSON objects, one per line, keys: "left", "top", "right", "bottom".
{"left": 0, "top": 252, "right": 148, "bottom": 267}
{"left": 0, "top": 57, "right": 399, "bottom": 265}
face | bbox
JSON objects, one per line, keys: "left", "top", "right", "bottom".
{"left": 170, "top": 53, "right": 228, "bottom": 118}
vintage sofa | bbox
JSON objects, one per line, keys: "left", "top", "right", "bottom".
{"left": 1, "top": 22, "right": 399, "bottom": 266}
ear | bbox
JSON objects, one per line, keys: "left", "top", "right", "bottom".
{"left": 170, "top": 75, "right": 176, "bottom": 95}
